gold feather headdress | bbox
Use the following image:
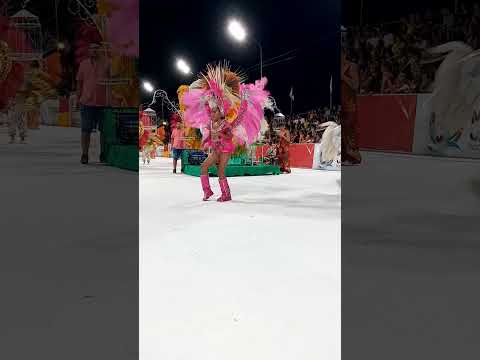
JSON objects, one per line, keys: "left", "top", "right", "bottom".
{"left": 198, "top": 61, "right": 246, "bottom": 109}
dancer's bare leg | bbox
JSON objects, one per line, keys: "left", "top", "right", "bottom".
{"left": 201, "top": 152, "right": 218, "bottom": 176}
{"left": 217, "top": 152, "right": 231, "bottom": 179}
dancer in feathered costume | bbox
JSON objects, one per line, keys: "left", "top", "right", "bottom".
{"left": 139, "top": 120, "right": 165, "bottom": 165}
{"left": 0, "top": 41, "right": 17, "bottom": 111}
{"left": 142, "top": 133, "right": 164, "bottom": 165}
{"left": 139, "top": 119, "right": 148, "bottom": 148}
{"left": 24, "top": 60, "right": 56, "bottom": 129}
{"left": 182, "top": 62, "right": 269, "bottom": 202}
{"left": 0, "top": 41, "right": 27, "bottom": 143}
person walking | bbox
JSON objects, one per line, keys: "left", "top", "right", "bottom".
{"left": 170, "top": 121, "right": 185, "bottom": 173}
{"left": 76, "top": 43, "right": 109, "bottom": 164}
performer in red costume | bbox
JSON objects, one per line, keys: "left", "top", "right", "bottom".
{"left": 341, "top": 51, "right": 362, "bottom": 165}
{"left": 277, "top": 127, "right": 291, "bottom": 173}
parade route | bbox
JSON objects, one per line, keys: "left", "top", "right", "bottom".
{"left": 140, "top": 157, "right": 341, "bottom": 360}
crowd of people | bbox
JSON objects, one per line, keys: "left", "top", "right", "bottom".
{"left": 343, "top": 2, "right": 480, "bottom": 94}
{"left": 264, "top": 106, "right": 340, "bottom": 144}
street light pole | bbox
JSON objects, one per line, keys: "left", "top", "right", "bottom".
{"left": 227, "top": 19, "right": 263, "bottom": 78}
{"left": 254, "top": 39, "right": 263, "bottom": 78}
{"left": 360, "top": 0, "right": 364, "bottom": 27}
{"left": 259, "top": 42, "right": 263, "bottom": 79}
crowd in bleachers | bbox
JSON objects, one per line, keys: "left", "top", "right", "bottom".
{"left": 343, "top": 2, "right": 480, "bottom": 94}
{"left": 264, "top": 106, "right": 340, "bottom": 144}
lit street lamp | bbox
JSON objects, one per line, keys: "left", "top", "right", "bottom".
{"left": 228, "top": 19, "right": 246, "bottom": 41}
{"left": 227, "top": 18, "right": 263, "bottom": 78}
{"left": 143, "top": 81, "right": 154, "bottom": 93}
{"left": 176, "top": 58, "right": 193, "bottom": 75}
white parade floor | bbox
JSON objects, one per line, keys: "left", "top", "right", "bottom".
{"left": 139, "top": 157, "right": 341, "bottom": 360}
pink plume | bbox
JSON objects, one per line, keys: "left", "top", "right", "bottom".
{"left": 183, "top": 89, "right": 210, "bottom": 128}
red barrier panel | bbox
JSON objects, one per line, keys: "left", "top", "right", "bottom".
{"left": 255, "top": 143, "right": 315, "bottom": 168}
{"left": 290, "top": 144, "right": 315, "bottom": 168}
{"left": 357, "top": 95, "right": 417, "bottom": 152}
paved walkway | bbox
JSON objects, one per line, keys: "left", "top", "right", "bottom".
{"left": 1, "top": 126, "right": 138, "bottom": 360}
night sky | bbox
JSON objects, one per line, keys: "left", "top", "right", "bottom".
{"left": 140, "top": 0, "right": 341, "bottom": 116}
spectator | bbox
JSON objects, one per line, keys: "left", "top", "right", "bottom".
{"left": 468, "top": 15, "right": 480, "bottom": 49}
{"left": 383, "top": 29, "right": 394, "bottom": 48}
{"left": 343, "top": 3, "right": 480, "bottom": 95}
{"left": 474, "top": 3, "right": 480, "bottom": 17}
{"left": 269, "top": 106, "right": 340, "bottom": 144}
{"left": 458, "top": 3, "right": 469, "bottom": 15}
{"left": 77, "top": 43, "right": 109, "bottom": 164}
{"left": 392, "top": 72, "right": 413, "bottom": 93}
{"left": 171, "top": 121, "right": 185, "bottom": 173}
{"left": 381, "top": 63, "right": 395, "bottom": 93}
{"left": 420, "top": 72, "right": 434, "bottom": 93}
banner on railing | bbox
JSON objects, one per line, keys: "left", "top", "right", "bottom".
{"left": 356, "top": 94, "right": 480, "bottom": 159}
{"left": 290, "top": 144, "right": 316, "bottom": 168}
{"left": 255, "top": 143, "right": 318, "bottom": 169}
{"left": 413, "top": 94, "right": 480, "bottom": 159}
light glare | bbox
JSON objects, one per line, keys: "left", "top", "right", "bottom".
{"left": 143, "top": 81, "right": 154, "bottom": 93}
{"left": 228, "top": 19, "right": 247, "bottom": 42}
{"left": 176, "top": 58, "right": 191, "bottom": 75}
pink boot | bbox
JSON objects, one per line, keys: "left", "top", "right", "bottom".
{"left": 217, "top": 178, "right": 232, "bottom": 202}
{"left": 200, "top": 175, "right": 214, "bottom": 201}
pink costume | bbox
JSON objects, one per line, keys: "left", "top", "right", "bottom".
{"left": 171, "top": 128, "right": 185, "bottom": 149}
{"left": 182, "top": 63, "right": 269, "bottom": 201}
